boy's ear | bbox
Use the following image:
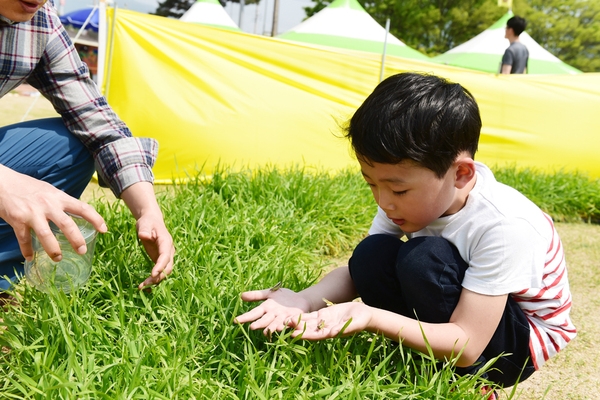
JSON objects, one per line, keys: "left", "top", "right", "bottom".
{"left": 454, "top": 157, "right": 476, "bottom": 189}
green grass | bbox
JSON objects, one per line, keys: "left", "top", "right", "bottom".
{"left": 492, "top": 165, "right": 600, "bottom": 223}
{"left": 1, "top": 165, "right": 598, "bottom": 399}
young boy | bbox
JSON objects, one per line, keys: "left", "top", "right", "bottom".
{"left": 234, "top": 73, "right": 576, "bottom": 388}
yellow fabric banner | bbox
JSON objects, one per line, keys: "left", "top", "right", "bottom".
{"left": 498, "top": 0, "right": 513, "bottom": 8}
{"left": 105, "top": 9, "right": 600, "bottom": 182}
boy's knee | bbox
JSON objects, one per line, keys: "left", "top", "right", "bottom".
{"left": 349, "top": 234, "right": 402, "bottom": 274}
{"left": 395, "top": 236, "right": 468, "bottom": 302}
{"left": 348, "top": 234, "right": 404, "bottom": 313}
{"left": 397, "top": 236, "right": 467, "bottom": 276}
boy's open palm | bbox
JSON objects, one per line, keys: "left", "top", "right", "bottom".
{"left": 234, "top": 288, "right": 311, "bottom": 336}
{"left": 287, "top": 302, "right": 371, "bottom": 340}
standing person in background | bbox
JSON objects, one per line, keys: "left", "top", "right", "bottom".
{"left": 501, "top": 16, "right": 529, "bottom": 74}
{"left": 0, "top": 0, "right": 175, "bottom": 293}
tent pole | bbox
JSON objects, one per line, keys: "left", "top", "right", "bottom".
{"left": 97, "top": 0, "right": 108, "bottom": 93}
{"left": 271, "top": 0, "right": 279, "bottom": 36}
{"left": 103, "top": 4, "right": 118, "bottom": 100}
{"left": 238, "top": 0, "right": 245, "bottom": 29}
{"left": 72, "top": 6, "right": 98, "bottom": 43}
{"left": 379, "top": 18, "right": 390, "bottom": 82}
{"left": 262, "top": 0, "right": 268, "bottom": 35}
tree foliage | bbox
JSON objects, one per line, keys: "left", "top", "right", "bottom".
{"left": 154, "top": 0, "right": 196, "bottom": 18}
{"left": 304, "top": 0, "right": 600, "bottom": 72}
{"left": 517, "top": 0, "right": 600, "bottom": 72}
{"left": 304, "top": 0, "right": 505, "bottom": 55}
{"left": 154, "top": 0, "right": 259, "bottom": 19}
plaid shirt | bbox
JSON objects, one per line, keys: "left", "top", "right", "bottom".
{"left": 0, "top": 3, "right": 157, "bottom": 197}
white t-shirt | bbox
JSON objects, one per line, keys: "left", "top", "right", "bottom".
{"left": 368, "top": 162, "right": 576, "bottom": 369}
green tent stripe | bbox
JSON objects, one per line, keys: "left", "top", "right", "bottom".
{"left": 279, "top": 32, "right": 429, "bottom": 60}
{"left": 188, "top": 22, "right": 240, "bottom": 31}
{"left": 435, "top": 53, "right": 503, "bottom": 73}
{"left": 528, "top": 59, "right": 582, "bottom": 75}
{"left": 488, "top": 11, "right": 513, "bottom": 30}
{"left": 435, "top": 52, "right": 581, "bottom": 75}
{"left": 196, "top": 0, "right": 223, "bottom": 4}
{"left": 327, "top": 0, "right": 366, "bottom": 12}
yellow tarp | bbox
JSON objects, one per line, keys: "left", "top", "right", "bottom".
{"left": 105, "top": 9, "right": 600, "bottom": 182}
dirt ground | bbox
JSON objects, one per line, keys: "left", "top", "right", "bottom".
{"left": 3, "top": 87, "right": 600, "bottom": 400}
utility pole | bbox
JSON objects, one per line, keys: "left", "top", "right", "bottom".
{"left": 238, "top": 0, "right": 245, "bottom": 29}
{"left": 271, "top": 0, "right": 279, "bottom": 36}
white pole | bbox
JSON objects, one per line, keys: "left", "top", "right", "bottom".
{"left": 238, "top": 0, "right": 245, "bottom": 30}
{"left": 262, "top": 0, "right": 268, "bottom": 35}
{"left": 379, "top": 18, "right": 390, "bottom": 82}
{"left": 103, "top": 4, "right": 117, "bottom": 100}
{"left": 96, "top": 0, "right": 108, "bottom": 94}
{"left": 254, "top": 1, "right": 259, "bottom": 34}
{"left": 271, "top": 0, "right": 279, "bottom": 36}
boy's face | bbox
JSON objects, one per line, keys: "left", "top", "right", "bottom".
{"left": 0, "top": 0, "right": 46, "bottom": 22}
{"left": 359, "top": 158, "right": 468, "bottom": 233}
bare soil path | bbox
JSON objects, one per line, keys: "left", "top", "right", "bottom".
{"left": 512, "top": 222, "right": 600, "bottom": 399}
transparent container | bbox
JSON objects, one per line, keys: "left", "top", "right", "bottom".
{"left": 24, "top": 215, "right": 97, "bottom": 294}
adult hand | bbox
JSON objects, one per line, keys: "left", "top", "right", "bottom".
{"left": 234, "top": 287, "right": 312, "bottom": 337}
{"left": 120, "top": 182, "right": 174, "bottom": 290}
{"left": 0, "top": 165, "right": 107, "bottom": 262}
{"left": 287, "top": 301, "right": 372, "bottom": 340}
{"left": 135, "top": 212, "right": 175, "bottom": 290}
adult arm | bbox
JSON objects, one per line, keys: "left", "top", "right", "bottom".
{"left": 22, "top": 5, "right": 174, "bottom": 288}
{"left": 501, "top": 48, "right": 513, "bottom": 74}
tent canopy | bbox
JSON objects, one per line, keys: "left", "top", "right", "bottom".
{"left": 433, "top": 12, "right": 581, "bottom": 75}
{"left": 60, "top": 7, "right": 99, "bottom": 32}
{"left": 277, "top": 0, "right": 428, "bottom": 61}
{"left": 60, "top": 7, "right": 99, "bottom": 47}
{"left": 102, "top": 9, "right": 600, "bottom": 182}
{"left": 180, "top": 0, "right": 240, "bottom": 31}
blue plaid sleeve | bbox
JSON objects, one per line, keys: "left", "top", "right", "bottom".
{"left": 2, "top": 3, "right": 158, "bottom": 197}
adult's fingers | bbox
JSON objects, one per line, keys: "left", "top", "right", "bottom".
{"left": 64, "top": 200, "right": 107, "bottom": 234}
{"left": 35, "top": 200, "right": 106, "bottom": 261}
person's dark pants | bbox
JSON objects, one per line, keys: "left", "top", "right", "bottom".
{"left": 348, "top": 234, "right": 536, "bottom": 387}
{"left": 0, "top": 118, "right": 95, "bottom": 290}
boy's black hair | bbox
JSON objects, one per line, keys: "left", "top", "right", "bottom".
{"left": 506, "top": 16, "right": 527, "bottom": 36}
{"left": 344, "top": 72, "right": 482, "bottom": 179}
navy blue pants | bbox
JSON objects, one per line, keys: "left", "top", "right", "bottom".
{"left": 348, "top": 234, "right": 535, "bottom": 387}
{"left": 0, "top": 118, "right": 95, "bottom": 290}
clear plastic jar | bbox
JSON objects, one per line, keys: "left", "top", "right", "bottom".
{"left": 24, "top": 214, "right": 97, "bottom": 294}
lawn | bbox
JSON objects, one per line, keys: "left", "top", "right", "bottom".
{"left": 1, "top": 91, "right": 599, "bottom": 399}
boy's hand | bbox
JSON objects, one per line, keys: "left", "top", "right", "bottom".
{"left": 234, "top": 287, "right": 311, "bottom": 337}
{"left": 287, "top": 301, "right": 372, "bottom": 340}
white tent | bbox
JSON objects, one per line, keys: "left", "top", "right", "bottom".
{"left": 180, "top": 0, "right": 240, "bottom": 31}
{"left": 277, "top": 0, "right": 428, "bottom": 61}
{"left": 433, "top": 12, "right": 581, "bottom": 75}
